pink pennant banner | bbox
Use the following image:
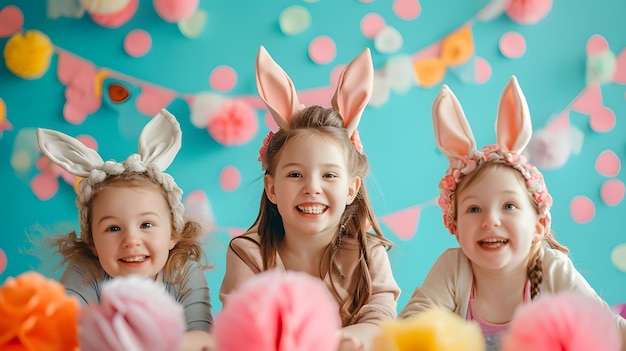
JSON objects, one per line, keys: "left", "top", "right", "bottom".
{"left": 380, "top": 205, "right": 421, "bottom": 240}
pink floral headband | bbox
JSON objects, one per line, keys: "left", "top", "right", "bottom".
{"left": 255, "top": 46, "right": 373, "bottom": 170}
{"left": 433, "top": 76, "right": 552, "bottom": 235}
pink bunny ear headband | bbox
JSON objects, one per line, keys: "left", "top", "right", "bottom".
{"left": 433, "top": 76, "right": 552, "bottom": 235}
{"left": 256, "top": 45, "right": 373, "bottom": 170}
{"left": 36, "top": 109, "right": 186, "bottom": 235}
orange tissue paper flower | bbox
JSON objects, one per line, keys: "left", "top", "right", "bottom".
{"left": 372, "top": 307, "right": 485, "bottom": 351}
{"left": 0, "top": 271, "right": 80, "bottom": 351}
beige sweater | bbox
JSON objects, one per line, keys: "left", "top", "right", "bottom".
{"left": 219, "top": 232, "right": 400, "bottom": 327}
{"left": 399, "top": 247, "right": 626, "bottom": 348}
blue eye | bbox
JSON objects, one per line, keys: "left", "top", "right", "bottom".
{"left": 287, "top": 172, "right": 302, "bottom": 178}
{"left": 504, "top": 203, "right": 517, "bottom": 210}
{"left": 141, "top": 222, "right": 153, "bottom": 229}
{"left": 106, "top": 226, "right": 121, "bottom": 232}
{"left": 323, "top": 173, "right": 338, "bottom": 178}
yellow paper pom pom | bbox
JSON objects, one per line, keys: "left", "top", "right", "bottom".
{"left": 4, "top": 30, "right": 54, "bottom": 80}
{"left": 372, "top": 307, "right": 485, "bottom": 351}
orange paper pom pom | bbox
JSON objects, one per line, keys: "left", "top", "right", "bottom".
{"left": 0, "top": 271, "right": 80, "bottom": 351}
{"left": 3, "top": 30, "right": 54, "bottom": 79}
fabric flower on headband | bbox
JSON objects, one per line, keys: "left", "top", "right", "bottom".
{"left": 258, "top": 130, "right": 275, "bottom": 170}
{"left": 432, "top": 76, "right": 552, "bottom": 235}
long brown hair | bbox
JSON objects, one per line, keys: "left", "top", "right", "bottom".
{"left": 49, "top": 172, "right": 209, "bottom": 285}
{"left": 451, "top": 162, "right": 568, "bottom": 299}
{"left": 244, "top": 105, "right": 392, "bottom": 325}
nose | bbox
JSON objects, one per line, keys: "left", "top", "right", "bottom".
{"left": 303, "top": 177, "right": 321, "bottom": 195}
{"left": 481, "top": 210, "right": 501, "bottom": 228}
{"left": 122, "top": 230, "right": 142, "bottom": 248}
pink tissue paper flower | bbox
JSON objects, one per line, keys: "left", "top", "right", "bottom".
{"left": 505, "top": 0, "right": 552, "bottom": 24}
{"left": 78, "top": 275, "right": 186, "bottom": 351}
{"left": 501, "top": 291, "right": 622, "bottom": 351}
{"left": 207, "top": 99, "right": 259, "bottom": 146}
{"left": 213, "top": 270, "right": 341, "bottom": 351}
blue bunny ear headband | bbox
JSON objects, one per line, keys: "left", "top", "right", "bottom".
{"left": 432, "top": 76, "right": 552, "bottom": 236}
{"left": 36, "top": 109, "right": 186, "bottom": 235}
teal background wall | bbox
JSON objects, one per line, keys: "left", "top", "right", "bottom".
{"left": 1, "top": 0, "right": 625, "bottom": 313}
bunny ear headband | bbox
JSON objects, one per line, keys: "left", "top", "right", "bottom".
{"left": 36, "top": 109, "right": 186, "bottom": 235}
{"left": 255, "top": 45, "right": 373, "bottom": 169}
{"left": 432, "top": 76, "right": 552, "bottom": 235}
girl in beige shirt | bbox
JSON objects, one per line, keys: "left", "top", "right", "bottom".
{"left": 220, "top": 46, "right": 400, "bottom": 351}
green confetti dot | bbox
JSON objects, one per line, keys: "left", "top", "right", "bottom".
{"left": 279, "top": 5, "right": 311, "bottom": 36}
{"left": 11, "top": 150, "right": 31, "bottom": 172}
{"left": 611, "top": 243, "right": 626, "bottom": 272}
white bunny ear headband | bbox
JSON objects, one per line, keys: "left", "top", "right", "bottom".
{"left": 36, "top": 109, "right": 186, "bottom": 235}
{"left": 255, "top": 45, "right": 373, "bottom": 170}
{"left": 432, "top": 76, "right": 552, "bottom": 235}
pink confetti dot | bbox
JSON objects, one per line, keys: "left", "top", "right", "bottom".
{"left": 0, "top": 248, "right": 6, "bottom": 275}
{"left": 219, "top": 165, "right": 241, "bottom": 192}
{"left": 393, "top": 0, "right": 421, "bottom": 20}
{"left": 475, "top": 56, "right": 492, "bottom": 84}
{"left": 308, "top": 36, "right": 336, "bottom": 65}
{"left": 589, "top": 107, "right": 616, "bottom": 132}
{"left": 595, "top": 149, "right": 621, "bottom": 177}
{"left": 586, "top": 34, "right": 609, "bottom": 55}
{"left": 209, "top": 65, "right": 237, "bottom": 93}
{"left": 601, "top": 179, "right": 625, "bottom": 206}
{"left": 570, "top": 195, "right": 595, "bottom": 224}
{"left": 499, "top": 31, "right": 526, "bottom": 59}
{"left": 124, "top": 29, "right": 152, "bottom": 58}
{"left": 361, "top": 13, "right": 386, "bottom": 39}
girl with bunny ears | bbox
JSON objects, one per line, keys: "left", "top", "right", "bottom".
{"left": 219, "top": 46, "right": 400, "bottom": 351}
{"left": 399, "top": 77, "right": 626, "bottom": 348}
{"left": 37, "top": 109, "right": 216, "bottom": 351}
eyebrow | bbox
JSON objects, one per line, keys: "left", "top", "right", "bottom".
{"left": 280, "top": 162, "right": 342, "bottom": 169}
{"left": 96, "top": 212, "right": 160, "bottom": 226}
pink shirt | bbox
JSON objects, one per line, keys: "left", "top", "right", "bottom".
{"left": 467, "top": 280, "right": 531, "bottom": 338}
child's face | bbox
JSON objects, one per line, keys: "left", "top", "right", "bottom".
{"left": 90, "top": 185, "right": 177, "bottom": 279}
{"left": 264, "top": 133, "right": 361, "bottom": 241}
{"left": 455, "top": 167, "right": 544, "bottom": 273}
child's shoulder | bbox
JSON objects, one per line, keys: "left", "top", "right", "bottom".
{"left": 229, "top": 232, "right": 261, "bottom": 252}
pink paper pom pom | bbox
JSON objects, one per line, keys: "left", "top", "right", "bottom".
{"left": 213, "top": 270, "right": 341, "bottom": 351}
{"left": 501, "top": 291, "right": 622, "bottom": 351}
{"left": 78, "top": 275, "right": 186, "bottom": 351}
{"left": 207, "top": 99, "right": 259, "bottom": 146}
{"left": 505, "top": 0, "right": 552, "bottom": 25}
{"left": 153, "top": 0, "right": 199, "bottom": 22}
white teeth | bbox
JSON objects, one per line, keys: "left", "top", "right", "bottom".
{"left": 297, "top": 205, "right": 326, "bottom": 214}
{"left": 479, "top": 238, "right": 508, "bottom": 248}
{"left": 121, "top": 256, "right": 147, "bottom": 262}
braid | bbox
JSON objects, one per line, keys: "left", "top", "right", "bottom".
{"left": 527, "top": 241, "right": 544, "bottom": 300}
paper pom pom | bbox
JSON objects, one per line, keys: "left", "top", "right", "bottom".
{"left": 80, "top": 0, "right": 130, "bottom": 15}
{"left": 207, "top": 99, "right": 259, "bottom": 146}
{"left": 214, "top": 270, "right": 341, "bottom": 351}
{"left": 526, "top": 127, "right": 571, "bottom": 170}
{"left": 78, "top": 275, "right": 185, "bottom": 351}
{"left": 501, "top": 291, "right": 621, "bottom": 351}
{"left": 505, "top": 0, "right": 552, "bottom": 24}
{"left": 153, "top": 0, "right": 199, "bottom": 22}
{"left": 0, "top": 271, "right": 80, "bottom": 350}
{"left": 89, "top": 0, "right": 138, "bottom": 28}
{"left": 372, "top": 307, "right": 485, "bottom": 351}
{"left": 4, "top": 30, "right": 54, "bottom": 79}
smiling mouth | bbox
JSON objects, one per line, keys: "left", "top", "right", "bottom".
{"left": 120, "top": 255, "right": 148, "bottom": 263}
{"left": 297, "top": 205, "right": 327, "bottom": 214}
{"left": 478, "top": 238, "right": 509, "bottom": 248}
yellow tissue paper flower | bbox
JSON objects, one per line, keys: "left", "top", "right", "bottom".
{"left": 4, "top": 30, "right": 54, "bottom": 79}
{"left": 372, "top": 307, "right": 485, "bottom": 351}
